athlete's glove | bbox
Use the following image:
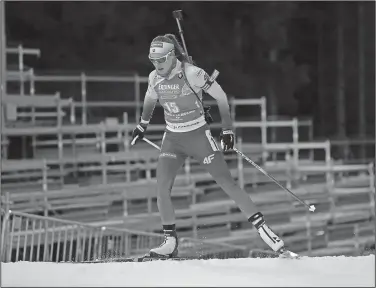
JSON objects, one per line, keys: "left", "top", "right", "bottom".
{"left": 220, "top": 129, "right": 235, "bottom": 151}
{"left": 131, "top": 123, "right": 148, "bottom": 146}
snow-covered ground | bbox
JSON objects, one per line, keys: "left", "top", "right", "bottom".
{"left": 1, "top": 255, "right": 375, "bottom": 287}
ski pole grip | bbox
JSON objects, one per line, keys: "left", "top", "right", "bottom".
{"left": 173, "top": 10, "right": 184, "bottom": 20}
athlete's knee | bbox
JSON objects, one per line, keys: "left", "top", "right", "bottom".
{"left": 156, "top": 172, "right": 174, "bottom": 197}
{"left": 157, "top": 192, "right": 172, "bottom": 205}
{"left": 157, "top": 166, "right": 174, "bottom": 197}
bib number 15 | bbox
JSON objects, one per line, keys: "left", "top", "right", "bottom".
{"left": 163, "top": 102, "right": 180, "bottom": 113}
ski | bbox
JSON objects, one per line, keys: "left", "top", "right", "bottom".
{"left": 78, "top": 254, "right": 199, "bottom": 263}
{"left": 65, "top": 249, "right": 300, "bottom": 264}
{"left": 249, "top": 249, "right": 301, "bottom": 259}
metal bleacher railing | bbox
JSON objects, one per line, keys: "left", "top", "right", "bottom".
{"left": 4, "top": 46, "right": 374, "bottom": 164}
{"left": 1, "top": 45, "right": 375, "bottom": 262}
{"left": 0, "top": 208, "right": 248, "bottom": 263}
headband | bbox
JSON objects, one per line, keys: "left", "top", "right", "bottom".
{"left": 149, "top": 42, "right": 175, "bottom": 58}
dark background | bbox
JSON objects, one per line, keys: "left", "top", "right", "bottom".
{"left": 4, "top": 1, "right": 375, "bottom": 139}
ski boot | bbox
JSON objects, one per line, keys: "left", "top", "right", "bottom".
{"left": 277, "top": 247, "right": 300, "bottom": 259}
{"left": 149, "top": 229, "right": 179, "bottom": 258}
{"left": 249, "top": 212, "right": 300, "bottom": 259}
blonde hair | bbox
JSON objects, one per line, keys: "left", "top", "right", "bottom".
{"left": 151, "top": 34, "right": 191, "bottom": 63}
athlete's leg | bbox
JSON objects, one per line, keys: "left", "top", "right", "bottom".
{"left": 187, "top": 127, "right": 259, "bottom": 218}
{"left": 150, "top": 131, "right": 186, "bottom": 257}
{"left": 185, "top": 126, "right": 287, "bottom": 254}
{"left": 156, "top": 131, "right": 187, "bottom": 225}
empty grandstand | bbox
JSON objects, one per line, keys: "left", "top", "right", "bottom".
{"left": 1, "top": 42, "right": 374, "bottom": 263}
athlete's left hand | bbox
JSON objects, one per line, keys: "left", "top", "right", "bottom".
{"left": 220, "top": 129, "right": 234, "bottom": 151}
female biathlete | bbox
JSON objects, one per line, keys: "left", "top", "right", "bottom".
{"left": 131, "top": 34, "right": 298, "bottom": 259}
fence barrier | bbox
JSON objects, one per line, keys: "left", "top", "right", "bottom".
{"left": 0, "top": 209, "right": 248, "bottom": 263}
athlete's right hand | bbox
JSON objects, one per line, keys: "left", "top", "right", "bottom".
{"left": 131, "top": 123, "right": 148, "bottom": 146}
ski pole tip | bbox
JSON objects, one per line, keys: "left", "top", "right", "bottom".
{"left": 309, "top": 205, "right": 316, "bottom": 212}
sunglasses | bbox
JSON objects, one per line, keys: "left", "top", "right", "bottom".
{"left": 149, "top": 50, "right": 174, "bottom": 64}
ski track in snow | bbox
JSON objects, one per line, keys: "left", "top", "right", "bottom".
{"left": 1, "top": 255, "right": 375, "bottom": 287}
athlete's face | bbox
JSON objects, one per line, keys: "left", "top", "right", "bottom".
{"left": 149, "top": 50, "right": 176, "bottom": 77}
